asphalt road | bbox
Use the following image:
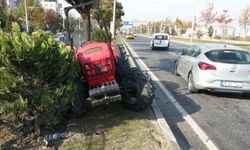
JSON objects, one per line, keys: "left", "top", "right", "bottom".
{"left": 123, "top": 35, "right": 250, "bottom": 150}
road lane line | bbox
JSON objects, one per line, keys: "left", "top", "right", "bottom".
{"left": 122, "top": 38, "right": 219, "bottom": 150}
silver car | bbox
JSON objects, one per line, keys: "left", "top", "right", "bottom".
{"left": 174, "top": 44, "right": 250, "bottom": 93}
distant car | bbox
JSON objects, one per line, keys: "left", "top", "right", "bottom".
{"left": 174, "top": 44, "right": 250, "bottom": 94}
{"left": 133, "top": 33, "right": 137, "bottom": 37}
{"left": 54, "top": 33, "right": 70, "bottom": 45}
{"left": 126, "top": 33, "right": 135, "bottom": 39}
{"left": 150, "top": 33, "right": 170, "bottom": 50}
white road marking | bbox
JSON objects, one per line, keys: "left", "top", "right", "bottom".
{"left": 122, "top": 39, "right": 219, "bottom": 150}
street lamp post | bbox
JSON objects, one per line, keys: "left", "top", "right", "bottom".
{"left": 79, "top": 17, "right": 81, "bottom": 47}
{"left": 191, "top": 15, "right": 195, "bottom": 43}
{"left": 63, "top": 17, "right": 65, "bottom": 29}
{"left": 24, "top": 0, "right": 29, "bottom": 33}
{"left": 111, "top": 0, "right": 116, "bottom": 39}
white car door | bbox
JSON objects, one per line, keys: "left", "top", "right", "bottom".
{"left": 177, "top": 47, "right": 193, "bottom": 79}
{"left": 183, "top": 46, "right": 201, "bottom": 80}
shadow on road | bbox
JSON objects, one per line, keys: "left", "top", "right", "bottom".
{"left": 154, "top": 80, "right": 202, "bottom": 149}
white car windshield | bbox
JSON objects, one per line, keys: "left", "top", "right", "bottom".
{"left": 154, "top": 35, "right": 168, "bottom": 40}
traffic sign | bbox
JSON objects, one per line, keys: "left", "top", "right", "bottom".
{"left": 123, "top": 21, "right": 133, "bottom": 26}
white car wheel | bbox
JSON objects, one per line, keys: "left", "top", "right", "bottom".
{"left": 174, "top": 62, "right": 179, "bottom": 76}
{"left": 188, "top": 73, "right": 198, "bottom": 93}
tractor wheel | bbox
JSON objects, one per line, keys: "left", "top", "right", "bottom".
{"left": 71, "top": 77, "right": 88, "bottom": 116}
{"left": 121, "top": 68, "right": 154, "bottom": 112}
{"left": 115, "top": 45, "right": 130, "bottom": 82}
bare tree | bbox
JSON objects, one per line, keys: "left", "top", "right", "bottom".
{"left": 216, "top": 10, "right": 233, "bottom": 39}
{"left": 200, "top": 2, "right": 217, "bottom": 28}
{"left": 239, "top": 5, "right": 250, "bottom": 40}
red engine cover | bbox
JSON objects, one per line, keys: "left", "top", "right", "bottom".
{"left": 76, "top": 42, "right": 118, "bottom": 87}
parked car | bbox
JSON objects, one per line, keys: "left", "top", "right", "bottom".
{"left": 54, "top": 33, "right": 70, "bottom": 45}
{"left": 150, "top": 33, "right": 170, "bottom": 50}
{"left": 126, "top": 33, "right": 135, "bottom": 39}
{"left": 174, "top": 44, "right": 250, "bottom": 94}
{"left": 133, "top": 32, "right": 137, "bottom": 37}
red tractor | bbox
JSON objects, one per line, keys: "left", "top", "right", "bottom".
{"left": 65, "top": 1, "right": 154, "bottom": 114}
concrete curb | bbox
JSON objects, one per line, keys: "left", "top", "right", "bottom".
{"left": 119, "top": 36, "right": 181, "bottom": 150}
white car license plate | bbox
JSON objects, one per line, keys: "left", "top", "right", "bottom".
{"left": 221, "top": 81, "right": 243, "bottom": 88}
{"left": 155, "top": 42, "right": 161, "bottom": 46}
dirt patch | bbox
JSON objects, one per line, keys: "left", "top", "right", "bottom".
{"left": 0, "top": 102, "right": 168, "bottom": 150}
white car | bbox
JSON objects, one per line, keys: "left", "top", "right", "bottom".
{"left": 150, "top": 33, "right": 170, "bottom": 50}
{"left": 174, "top": 44, "right": 250, "bottom": 94}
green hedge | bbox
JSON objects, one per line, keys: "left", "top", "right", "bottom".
{"left": 0, "top": 23, "right": 79, "bottom": 135}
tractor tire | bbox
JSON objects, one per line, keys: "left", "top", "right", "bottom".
{"left": 115, "top": 45, "right": 130, "bottom": 82}
{"left": 71, "top": 77, "right": 88, "bottom": 116}
{"left": 121, "top": 68, "right": 154, "bottom": 112}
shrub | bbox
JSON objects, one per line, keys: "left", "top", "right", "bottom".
{"left": 214, "top": 35, "right": 222, "bottom": 39}
{"left": 0, "top": 23, "right": 78, "bottom": 137}
{"left": 208, "top": 26, "right": 214, "bottom": 38}
{"left": 196, "top": 29, "right": 205, "bottom": 39}
{"left": 170, "top": 28, "right": 177, "bottom": 36}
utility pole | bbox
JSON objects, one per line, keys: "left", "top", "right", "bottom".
{"left": 63, "top": 17, "right": 65, "bottom": 29}
{"left": 79, "top": 17, "right": 81, "bottom": 47}
{"left": 191, "top": 15, "right": 195, "bottom": 43}
{"left": 111, "top": 0, "right": 116, "bottom": 39}
{"left": 24, "top": 0, "right": 29, "bottom": 33}
{"left": 147, "top": 21, "right": 150, "bottom": 34}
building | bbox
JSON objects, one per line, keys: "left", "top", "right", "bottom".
{"left": 40, "top": 0, "right": 64, "bottom": 17}
{"left": 41, "top": 0, "right": 59, "bottom": 12}
{"left": 0, "top": 0, "right": 18, "bottom": 10}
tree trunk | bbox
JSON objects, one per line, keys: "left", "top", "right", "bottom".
{"left": 82, "top": 12, "right": 91, "bottom": 41}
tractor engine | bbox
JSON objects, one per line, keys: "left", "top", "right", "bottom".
{"left": 75, "top": 42, "right": 121, "bottom": 106}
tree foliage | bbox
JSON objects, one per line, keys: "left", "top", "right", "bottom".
{"left": 93, "top": 0, "right": 124, "bottom": 30}
{"left": 216, "top": 10, "right": 233, "bottom": 25}
{"left": 196, "top": 29, "right": 205, "bottom": 39}
{"left": 65, "top": 0, "right": 124, "bottom": 31}
{"left": 45, "top": 9, "right": 63, "bottom": 33}
{"left": 216, "top": 10, "right": 233, "bottom": 38}
{"left": 91, "top": 28, "right": 108, "bottom": 42}
{"left": 0, "top": 23, "right": 79, "bottom": 137}
{"left": 200, "top": 2, "right": 217, "bottom": 28}
{"left": 174, "top": 18, "right": 191, "bottom": 35}
{"left": 239, "top": 5, "right": 250, "bottom": 40}
{"left": 0, "top": 0, "right": 11, "bottom": 31}
{"left": 1, "top": 0, "right": 63, "bottom": 33}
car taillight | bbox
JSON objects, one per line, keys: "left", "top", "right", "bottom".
{"left": 84, "top": 64, "right": 90, "bottom": 70}
{"left": 198, "top": 62, "right": 216, "bottom": 70}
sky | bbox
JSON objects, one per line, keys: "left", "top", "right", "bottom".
{"left": 57, "top": 0, "right": 250, "bottom": 27}
{"left": 118, "top": 0, "right": 250, "bottom": 26}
